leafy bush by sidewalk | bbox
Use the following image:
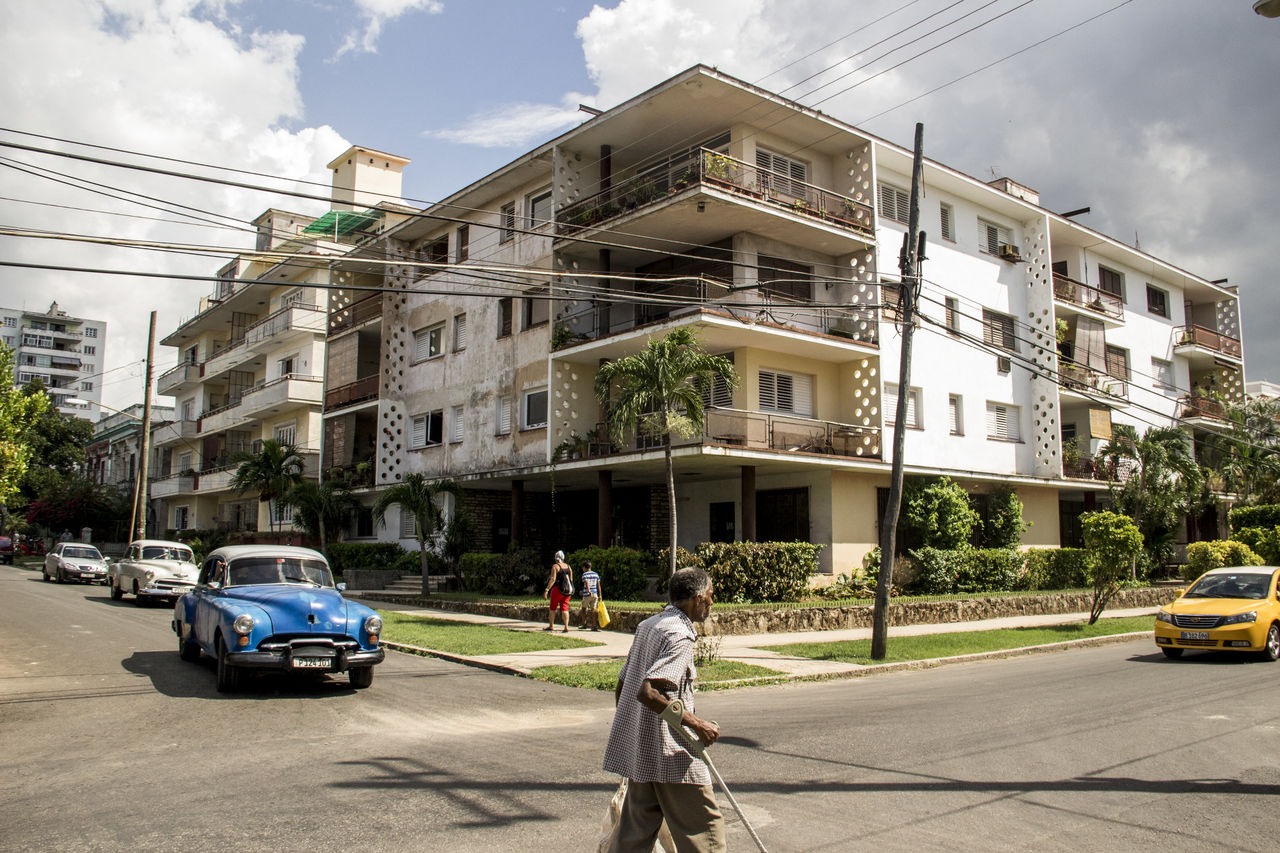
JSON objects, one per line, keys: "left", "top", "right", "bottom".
{"left": 565, "top": 545, "right": 652, "bottom": 600}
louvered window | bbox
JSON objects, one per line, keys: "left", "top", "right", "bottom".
{"left": 948, "top": 394, "right": 963, "bottom": 435}
{"left": 499, "top": 202, "right": 516, "bottom": 243}
{"left": 986, "top": 402, "right": 1021, "bottom": 442}
{"left": 1151, "top": 357, "right": 1174, "bottom": 391}
{"left": 945, "top": 297, "right": 959, "bottom": 335}
{"left": 413, "top": 324, "right": 444, "bottom": 362}
{"left": 982, "top": 308, "right": 1016, "bottom": 372}
{"left": 455, "top": 224, "right": 469, "bottom": 262}
{"left": 1098, "top": 265, "right": 1124, "bottom": 298}
{"left": 453, "top": 313, "right": 467, "bottom": 351}
{"left": 978, "top": 219, "right": 1013, "bottom": 254}
{"left": 411, "top": 411, "right": 443, "bottom": 448}
{"left": 756, "top": 148, "right": 808, "bottom": 197}
{"left": 450, "top": 405, "right": 464, "bottom": 443}
{"left": 701, "top": 354, "right": 735, "bottom": 409}
{"left": 884, "top": 383, "right": 921, "bottom": 428}
{"left": 1105, "top": 345, "right": 1130, "bottom": 380}
{"left": 759, "top": 370, "right": 812, "bottom": 415}
{"left": 496, "top": 395, "right": 512, "bottom": 435}
{"left": 758, "top": 255, "right": 813, "bottom": 302}
{"left": 399, "top": 509, "right": 417, "bottom": 539}
{"left": 273, "top": 422, "right": 296, "bottom": 447}
{"left": 878, "top": 183, "right": 910, "bottom": 224}
{"left": 940, "top": 202, "right": 955, "bottom": 241}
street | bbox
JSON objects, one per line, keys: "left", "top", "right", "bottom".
{"left": 2, "top": 563, "right": 1278, "bottom": 852}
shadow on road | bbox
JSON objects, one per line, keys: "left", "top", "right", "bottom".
{"left": 122, "top": 650, "right": 362, "bottom": 700}
{"left": 1127, "top": 650, "right": 1259, "bottom": 666}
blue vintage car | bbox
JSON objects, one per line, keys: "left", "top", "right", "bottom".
{"left": 173, "top": 545, "right": 385, "bottom": 692}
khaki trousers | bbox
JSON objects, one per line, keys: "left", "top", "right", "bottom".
{"left": 608, "top": 779, "right": 725, "bottom": 853}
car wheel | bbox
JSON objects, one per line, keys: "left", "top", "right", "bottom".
{"left": 215, "top": 636, "right": 241, "bottom": 693}
{"left": 1161, "top": 647, "right": 1184, "bottom": 659}
{"left": 55, "top": 567, "right": 65, "bottom": 584}
{"left": 177, "top": 625, "right": 201, "bottom": 663}
{"left": 42, "top": 569, "right": 51, "bottom": 582}
{"left": 348, "top": 667, "right": 374, "bottom": 689}
{"left": 1263, "top": 624, "right": 1280, "bottom": 662}
{"left": 132, "top": 580, "right": 145, "bottom": 606}
{"left": 109, "top": 580, "right": 123, "bottom": 601}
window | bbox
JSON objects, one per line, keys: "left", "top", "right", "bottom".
{"left": 272, "top": 499, "right": 293, "bottom": 526}
{"left": 83, "top": 327, "right": 98, "bottom": 338}
{"left": 522, "top": 389, "right": 548, "bottom": 428}
{"left": 1104, "top": 345, "right": 1130, "bottom": 380}
{"left": 756, "top": 147, "right": 808, "bottom": 197}
{"left": 523, "top": 287, "right": 549, "bottom": 329}
{"left": 183, "top": 344, "right": 198, "bottom": 365}
{"left": 453, "top": 313, "right": 467, "bottom": 351}
{"left": 978, "top": 219, "right": 1013, "bottom": 255}
{"left": 413, "top": 324, "right": 445, "bottom": 362}
{"left": 940, "top": 202, "right": 955, "bottom": 241}
{"left": 878, "top": 183, "right": 910, "bottom": 225}
{"left": 884, "top": 383, "right": 922, "bottom": 428}
{"left": 496, "top": 394, "right": 512, "bottom": 434}
{"left": 411, "top": 410, "right": 444, "bottom": 448}
{"left": 1098, "top": 265, "right": 1124, "bottom": 298}
{"left": 527, "top": 188, "right": 552, "bottom": 229}
{"left": 178, "top": 451, "right": 193, "bottom": 472}
{"left": 455, "top": 224, "right": 469, "bottom": 262}
{"left": 497, "top": 297, "right": 513, "bottom": 338}
{"left": 945, "top": 297, "right": 960, "bottom": 335}
{"left": 701, "top": 353, "right": 734, "bottom": 408}
{"left": 2, "top": 316, "right": 15, "bottom": 327}
{"left": 499, "top": 202, "right": 516, "bottom": 243}
{"left": 1151, "top": 357, "right": 1174, "bottom": 391}
{"left": 982, "top": 308, "right": 1016, "bottom": 372}
{"left": 450, "top": 405, "right": 464, "bottom": 443}
{"left": 80, "top": 381, "right": 93, "bottom": 391}
{"left": 424, "top": 236, "right": 448, "bottom": 265}
{"left": 948, "top": 394, "right": 963, "bottom": 435}
{"left": 181, "top": 399, "right": 194, "bottom": 421}
{"left": 280, "top": 288, "right": 307, "bottom": 309}
{"left": 81, "top": 363, "right": 93, "bottom": 372}
{"left": 759, "top": 370, "right": 813, "bottom": 416}
{"left": 1146, "top": 284, "right": 1169, "bottom": 318}
{"left": 274, "top": 422, "right": 296, "bottom": 447}
{"left": 881, "top": 282, "right": 903, "bottom": 321}
{"left": 174, "top": 506, "right": 189, "bottom": 530}
{"left": 277, "top": 354, "right": 297, "bottom": 377}
{"left": 986, "top": 402, "right": 1021, "bottom": 442}
{"left": 758, "top": 255, "right": 813, "bottom": 301}
{"left": 399, "top": 509, "right": 417, "bottom": 539}
{"left": 83, "top": 345, "right": 96, "bottom": 356}
{"left": 756, "top": 487, "right": 809, "bottom": 542}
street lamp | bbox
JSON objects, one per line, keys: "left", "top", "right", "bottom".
{"left": 1256, "top": 0, "right": 1280, "bottom": 17}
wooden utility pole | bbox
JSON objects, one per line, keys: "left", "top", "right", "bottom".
{"left": 133, "top": 311, "right": 156, "bottom": 540}
{"left": 871, "top": 124, "right": 926, "bottom": 660}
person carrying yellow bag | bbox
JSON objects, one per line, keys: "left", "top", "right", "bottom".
{"left": 580, "top": 560, "right": 605, "bottom": 630}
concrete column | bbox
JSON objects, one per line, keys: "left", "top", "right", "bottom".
{"left": 597, "top": 470, "right": 613, "bottom": 547}
{"left": 511, "top": 480, "right": 524, "bottom": 546}
{"left": 740, "top": 465, "right": 757, "bottom": 542}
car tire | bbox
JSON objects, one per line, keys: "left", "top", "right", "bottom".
{"left": 55, "top": 568, "right": 64, "bottom": 584}
{"left": 132, "top": 580, "right": 145, "bottom": 606}
{"left": 109, "top": 581, "right": 123, "bottom": 601}
{"left": 177, "top": 625, "right": 201, "bottom": 663}
{"left": 348, "top": 666, "right": 374, "bottom": 689}
{"left": 1263, "top": 624, "right": 1280, "bottom": 662}
{"left": 42, "top": 569, "right": 51, "bottom": 582}
{"left": 215, "top": 636, "right": 241, "bottom": 693}
{"left": 1161, "top": 647, "right": 1184, "bottom": 659}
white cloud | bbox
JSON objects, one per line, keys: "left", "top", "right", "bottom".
{"left": 427, "top": 98, "right": 587, "bottom": 149}
{"left": 334, "top": 0, "right": 443, "bottom": 59}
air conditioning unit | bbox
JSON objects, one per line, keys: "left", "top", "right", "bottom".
{"left": 998, "top": 243, "right": 1022, "bottom": 262}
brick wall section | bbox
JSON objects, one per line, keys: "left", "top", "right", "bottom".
{"left": 355, "top": 586, "right": 1179, "bottom": 636}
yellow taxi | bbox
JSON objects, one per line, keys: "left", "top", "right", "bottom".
{"left": 1154, "top": 566, "right": 1280, "bottom": 660}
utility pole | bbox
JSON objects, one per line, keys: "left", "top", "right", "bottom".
{"left": 134, "top": 311, "right": 156, "bottom": 540}
{"left": 871, "top": 123, "right": 926, "bottom": 660}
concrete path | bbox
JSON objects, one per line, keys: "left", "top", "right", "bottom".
{"left": 352, "top": 594, "right": 1158, "bottom": 680}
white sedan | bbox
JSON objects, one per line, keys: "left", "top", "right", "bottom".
{"left": 43, "top": 543, "right": 110, "bottom": 584}
{"left": 109, "top": 539, "right": 198, "bottom": 605}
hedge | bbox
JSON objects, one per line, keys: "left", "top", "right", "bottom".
{"left": 1022, "top": 548, "right": 1089, "bottom": 591}
{"left": 1184, "top": 540, "right": 1263, "bottom": 580}
{"left": 1228, "top": 505, "right": 1280, "bottom": 533}
{"left": 1231, "top": 527, "right": 1280, "bottom": 564}
{"left": 906, "top": 547, "right": 1025, "bottom": 595}
{"left": 460, "top": 549, "right": 541, "bottom": 595}
{"left": 658, "top": 542, "right": 820, "bottom": 603}
{"left": 326, "top": 543, "right": 417, "bottom": 574}
{"left": 565, "top": 545, "right": 654, "bottom": 601}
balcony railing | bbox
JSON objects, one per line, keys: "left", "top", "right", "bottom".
{"left": 157, "top": 361, "right": 201, "bottom": 394}
{"left": 1052, "top": 274, "right": 1124, "bottom": 320}
{"left": 1174, "top": 324, "right": 1242, "bottom": 359}
{"left": 1059, "top": 362, "right": 1129, "bottom": 401}
{"left": 325, "top": 375, "right": 380, "bottom": 409}
{"left": 556, "top": 148, "right": 874, "bottom": 238}
{"left": 1062, "top": 456, "right": 1130, "bottom": 482}
{"left": 244, "top": 303, "right": 323, "bottom": 348}
{"left": 1178, "top": 394, "right": 1227, "bottom": 421}
{"left": 329, "top": 293, "right": 383, "bottom": 336}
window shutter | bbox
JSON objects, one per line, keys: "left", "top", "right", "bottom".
{"left": 399, "top": 510, "right": 416, "bottom": 539}
{"left": 411, "top": 415, "right": 426, "bottom": 448}
{"left": 759, "top": 371, "right": 777, "bottom": 411}
{"left": 940, "top": 203, "right": 954, "bottom": 240}
{"left": 497, "top": 395, "right": 512, "bottom": 434}
{"left": 451, "top": 405, "right": 464, "bottom": 443}
{"left": 948, "top": 395, "right": 961, "bottom": 434}
{"left": 454, "top": 314, "right": 467, "bottom": 351}
{"left": 986, "top": 403, "right": 1020, "bottom": 441}
{"left": 413, "top": 330, "right": 429, "bottom": 362}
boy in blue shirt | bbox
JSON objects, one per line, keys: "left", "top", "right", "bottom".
{"left": 579, "top": 560, "right": 602, "bottom": 630}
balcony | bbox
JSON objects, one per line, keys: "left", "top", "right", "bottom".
{"left": 325, "top": 375, "right": 380, "bottom": 410}
{"left": 150, "top": 474, "right": 195, "bottom": 499}
{"left": 1174, "top": 324, "right": 1242, "bottom": 368}
{"left": 157, "top": 361, "right": 202, "bottom": 396}
{"left": 1053, "top": 274, "right": 1124, "bottom": 322}
{"left": 199, "top": 398, "right": 246, "bottom": 434}
{"left": 1178, "top": 394, "right": 1229, "bottom": 425}
{"left": 329, "top": 294, "right": 383, "bottom": 336}
{"left": 238, "top": 374, "right": 324, "bottom": 419}
{"left": 244, "top": 304, "right": 325, "bottom": 353}
{"left": 556, "top": 148, "right": 874, "bottom": 248}
{"left": 1058, "top": 363, "right": 1129, "bottom": 404}
{"left": 1062, "top": 456, "right": 1129, "bottom": 483}
{"left": 154, "top": 418, "right": 199, "bottom": 446}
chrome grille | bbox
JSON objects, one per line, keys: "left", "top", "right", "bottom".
{"left": 1172, "top": 614, "right": 1223, "bottom": 629}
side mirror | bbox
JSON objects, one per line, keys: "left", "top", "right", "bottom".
{"left": 206, "top": 580, "right": 222, "bottom": 591}
{"left": 336, "top": 582, "right": 348, "bottom": 593}
{"left": 1173, "top": 588, "right": 1186, "bottom": 597}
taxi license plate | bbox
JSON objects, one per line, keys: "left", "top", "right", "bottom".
{"left": 292, "top": 657, "right": 331, "bottom": 669}
{"left": 1180, "top": 631, "right": 1209, "bottom": 640}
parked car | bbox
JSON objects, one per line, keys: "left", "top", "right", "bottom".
{"left": 173, "top": 545, "right": 384, "bottom": 692}
{"left": 108, "top": 539, "right": 198, "bottom": 605}
{"left": 1154, "top": 566, "right": 1280, "bottom": 660}
{"left": 43, "top": 543, "right": 110, "bottom": 584}
{"left": 0, "top": 536, "right": 13, "bottom": 564}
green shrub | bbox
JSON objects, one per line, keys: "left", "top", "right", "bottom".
{"left": 906, "top": 547, "right": 968, "bottom": 595}
{"left": 326, "top": 542, "right": 411, "bottom": 574}
{"left": 459, "top": 548, "right": 542, "bottom": 595}
{"left": 1022, "top": 548, "right": 1088, "bottom": 590}
{"left": 1228, "top": 504, "right": 1280, "bottom": 533}
{"left": 566, "top": 545, "right": 654, "bottom": 601}
{"left": 1231, "top": 527, "right": 1280, "bottom": 564}
{"left": 459, "top": 553, "right": 499, "bottom": 592}
{"left": 980, "top": 487, "right": 1030, "bottom": 549}
{"left": 903, "top": 477, "right": 980, "bottom": 550}
{"left": 655, "top": 546, "right": 698, "bottom": 592}
{"left": 1081, "top": 511, "right": 1143, "bottom": 623}
{"left": 962, "top": 548, "right": 1025, "bottom": 593}
{"left": 683, "top": 541, "right": 820, "bottom": 603}
{"left": 1184, "top": 540, "right": 1264, "bottom": 580}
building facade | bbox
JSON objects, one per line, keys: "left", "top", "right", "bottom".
{"left": 1, "top": 301, "right": 107, "bottom": 419}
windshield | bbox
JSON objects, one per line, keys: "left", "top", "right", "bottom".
{"left": 142, "top": 545, "right": 193, "bottom": 562}
{"left": 1185, "top": 572, "right": 1272, "bottom": 600}
{"left": 64, "top": 546, "right": 102, "bottom": 560}
{"left": 226, "top": 557, "right": 333, "bottom": 588}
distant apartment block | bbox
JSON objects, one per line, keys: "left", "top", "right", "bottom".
{"left": 1, "top": 301, "right": 107, "bottom": 419}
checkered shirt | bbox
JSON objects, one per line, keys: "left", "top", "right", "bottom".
{"left": 602, "top": 605, "right": 709, "bottom": 785}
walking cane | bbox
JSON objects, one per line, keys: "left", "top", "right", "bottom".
{"left": 660, "top": 699, "right": 769, "bottom": 853}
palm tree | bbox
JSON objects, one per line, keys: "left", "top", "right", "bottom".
{"left": 372, "top": 474, "right": 462, "bottom": 595}
{"left": 1204, "top": 396, "right": 1280, "bottom": 505}
{"left": 229, "top": 439, "right": 306, "bottom": 536}
{"left": 593, "top": 327, "right": 738, "bottom": 577}
{"left": 1100, "top": 424, "right": 1202, "bottom": 572}
{"left": 286, "top": 474, "right": 359, "bottom": 560}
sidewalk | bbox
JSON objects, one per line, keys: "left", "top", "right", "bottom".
{"left": 352, "top": 595, "right": 1158, "bottom": 681}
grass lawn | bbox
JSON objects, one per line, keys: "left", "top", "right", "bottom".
{"left": 762, "top": 615, "right": 1154, "bottom": 664}
{"left": 529, "top": 659, "right": 785, "bottom": 691}
{"left": 377, "top": 611, "right": 605, "bottom": 656}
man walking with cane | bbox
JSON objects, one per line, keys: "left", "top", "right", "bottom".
{"left": 602, "top": 567, "right": 724, "bottom": 852}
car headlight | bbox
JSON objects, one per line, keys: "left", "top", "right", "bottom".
{"left": 1155, "top": 610, "right": 1176, "bottom": 624}
{"left": 1221, "top": 611, "right": 1257, "bottom": 625}
{"left": 145, "top": 571, "right": 156, "bottom": 583}
{"left": 364, "top": 614, "right": 383, "bottom": 639}
{"left": 232, "top": 614, "right": 255, "bottom": 635}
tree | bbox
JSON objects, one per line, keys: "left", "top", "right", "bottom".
{"left": 229, "top": 439, "right": 305, "bottom": 535}
{"left": 593, "top": 328, "right": 739, "bottom": 577}
{"left": 1204, "top": 395, "right": 1280, "bottom": 505}
{"left": 372, "top": 474, "right": 462, "bottom": 594}
{"left": 901, "top": 477, "right": 980, "bottom": 550}
{"left": 1099, "top": 424, "right": 1202, "bottom": 572}
{"left": 1081, "top": 510, "right": 1143, "bottom": 624}
{"left": 981, "top": 486, "right": 1030, "bottom": 549}
{"left": 286, "top": 473, "right": 359, "bottom": 559}
{"left": 0, "top": 344, "right": 49, "bottom": 528}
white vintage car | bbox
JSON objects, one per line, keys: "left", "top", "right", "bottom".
{"left": 109, "top": 539, "right": 198, "bottom": 605}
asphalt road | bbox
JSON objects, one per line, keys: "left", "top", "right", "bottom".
{"left": 3, "top": 563, "right": 1278, "bottom": 852}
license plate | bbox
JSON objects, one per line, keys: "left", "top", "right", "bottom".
{"left": 1180, "top": 631, "right": 1209, "bottom": 640}
{"left": 292, "top": 657, "right": 331, "bottom": 670}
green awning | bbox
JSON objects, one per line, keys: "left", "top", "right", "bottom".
{"left": 301, "top": 209, "right": 383, "bottom": 237}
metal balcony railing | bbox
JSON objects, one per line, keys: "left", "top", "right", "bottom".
{"left": 329, "top": 294, "right": 383, "bottom": 335}
{"left": 1174, "top": 324, "right": 1242, "bottom": 359}
{"left": 1053, "top": 274, "right": 1124, "bottom": 320}
{"left": 325, "top": 375, "right": 380, "bottom": 409}
{"left": 1178, "top": 394, "right": 1227, "bottom": 421}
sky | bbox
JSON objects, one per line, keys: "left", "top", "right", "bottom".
{"left": 1, "top": 0, "right": 1277, "bottom": 416}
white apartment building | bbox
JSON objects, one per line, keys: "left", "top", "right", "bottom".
{"left": 151, "top": 147, "right": 412, "bottom": 537}
{"left": 1, "top": 301, "right": 107, "bottom": 419}
{"left": 324, "top": 66, "right": 1245, "bottom": 573}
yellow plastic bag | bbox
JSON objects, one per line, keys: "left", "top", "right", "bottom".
{"left": 597, "top": 598, "right": 611, "bottom": 628}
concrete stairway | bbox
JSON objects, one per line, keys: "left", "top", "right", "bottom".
{"left": 381, "top": 574, "right": 455, "bottom": 594}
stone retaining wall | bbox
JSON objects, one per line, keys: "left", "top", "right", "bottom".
{"left": 356, "top": 587, "right": 1178, "bottom": 636}
{"left": 344, "top": 569, "right": 404, "bottom": 591}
